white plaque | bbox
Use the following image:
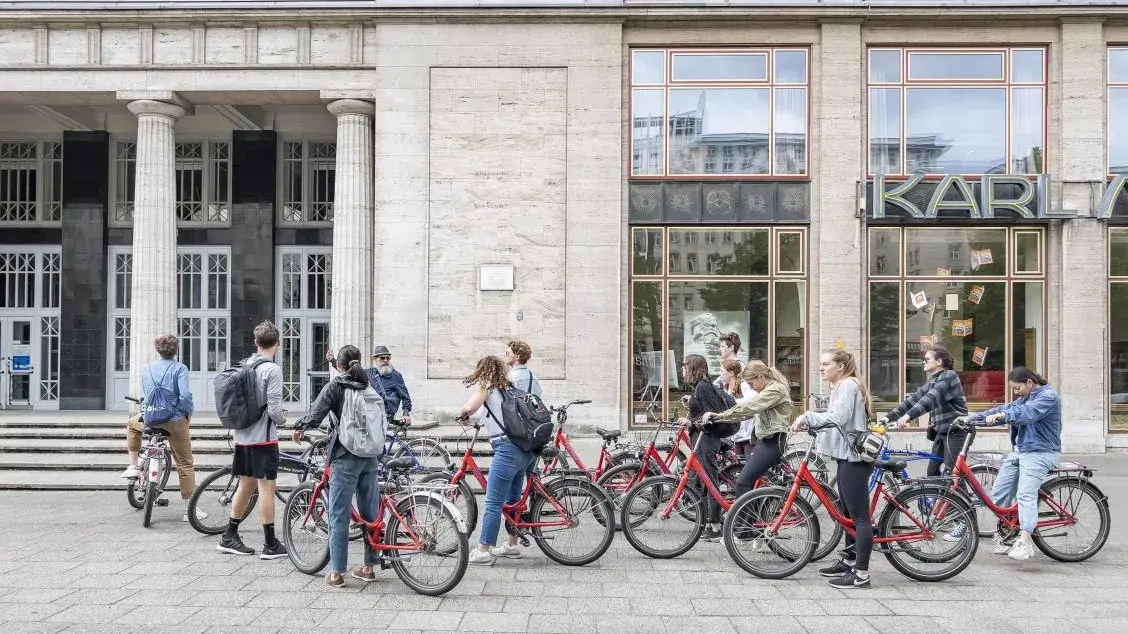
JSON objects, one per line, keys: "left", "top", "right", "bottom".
{"left": 478, "top": 265, "right": 515, "bottom": 291}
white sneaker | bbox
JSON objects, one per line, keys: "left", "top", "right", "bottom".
{"left": 468, "top": 549, "right": 496, "bottom": 566}
{"left": 184, "top": 510, "right": 208, "bottom": 523}
{"left": 491, "top": 543, "right": 523, "bottom": 559}
{"left": 992, "top": 533, "right": 1013, "bottom": 555}
{"left": 1008, "top": 536, "right": 1035, "bottom": 561}
{"left": 120, "top": 466, "right": 140, "bottom": 479}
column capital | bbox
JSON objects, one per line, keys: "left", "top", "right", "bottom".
{"left": 327, "top": 98, "right": 375, "bottom": 118}
{"left": 126, "top": 99, "right": 190, "bottom": 120}
{"left": 118, "top": 90, "right": 194, "bottom": 116}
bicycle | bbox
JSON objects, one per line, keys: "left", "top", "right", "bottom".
{"left": 721, "top": 420, "right": 980, "bottom": 582}
{"left": 282, "top": 452, "right": 470, "bottom": 596}
{"left": 420, "top": 421, "right": 617, "bottom": 566}
{"left": 539, "top": 399, "right": 639, "bottom": 479}
{"left": 122, "top": 396, "right": 174, "bottom": 528}
{"left": 386, "top": 416, "right": 452, "bottom": 473}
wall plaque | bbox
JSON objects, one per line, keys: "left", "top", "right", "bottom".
{"left": 478, "top": 265, "right": 515, "bottom": 291}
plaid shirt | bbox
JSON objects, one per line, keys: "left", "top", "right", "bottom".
{"left": 889, "top": 369, "right": 968, "bottom": 434}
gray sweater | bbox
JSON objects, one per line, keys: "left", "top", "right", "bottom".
{"left": 806, "top": 378, "right": 869, "bottom": 462}
{"left": 233, "top": 353, "right": 285, "bottom": 446}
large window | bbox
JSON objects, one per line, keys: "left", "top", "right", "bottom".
{"left": 868, "top": 227, "right": 1044, "bottom": 423}
{"left": 630, "top": 48, "right": 809, "bottom": 178}
{"left": 868, "top": 48, "right": 1046, "bottom": 176}
{"left": 631, "top": 227, "right": 806, "bottom": 426}
{"left": 1110, "top": 48, "right": 1128, "bottom": 174}
{"left": 281, "top": 141, "right": 336, "bottom": 224}
{"left": 0, "top": 141, "right": 61, "bottom": 224}
{"left": 1110, "top": 228, "right": 1128, "bottom": 431}
{"left": 113, "top": 140, "right": 230, "bottom": 225}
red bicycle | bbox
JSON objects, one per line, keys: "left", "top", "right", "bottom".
{"left": 281, "top": 453, "right": 469, "bottom": 596}
{"left": 420, "top": 422, "right": 617, "bottom": 566}
{"left": 540, "top": 399, "right": 639, "bottom": 479}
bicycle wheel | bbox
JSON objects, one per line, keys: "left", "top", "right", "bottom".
{"left": 528, "top": 477, "right": 616, "bottom": 566}
{"left": 142, "top": 478, "right": 159, "bottom": 528}
{"left": 393, "top": 437, "right": 452, "bottom": 473}
{"left": 282, "top": 482, "right": 331, "bottom": 575}
{"left": 969, "top": 464, "right": 999, "bottom": 538}
{"left": 801, "top": 482, "right": 844, "bottom": 562}
{"left": 722, "top": 487, "right": 819, "bottom": 580}
{"left": 607, "top": 448, "right": 641, "bottom": 468}
{"left": 126, "top": 456, "right": 149, "bottom": 510}
{"left": 421, "top": 471, "right": 478, "bottom": 535}
{"left": 878, "top": 485, "right": 979, "bottom": 582}
{"left": 385, "top": 493, "right": 469, "bottom": 595}
{"left": 595, "top": 461, "right": 662, "bottom": 510}
{"left": 1032, "top": 478, "right": 1110, "bottom": 562}
{"left": 159, "top": 448, "right": 173, "bottom": 491}
{"left": 188, "top": 467, "right": 256, "bottom": 535}
{"left": 782, "top": 448, "right": 830, "bottom": 484}
{"left": 619, "top": 475, "right": 703, "bottom": 559}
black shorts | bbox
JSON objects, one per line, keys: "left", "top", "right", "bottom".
{"left": 232, "top": 444, "right": 279, "bottom": 480}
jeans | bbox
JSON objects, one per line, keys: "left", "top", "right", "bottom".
{"left": 990, "top": 449, "right": 1058, "bottom": 534}
{"left": 836, "top": 459, "right": 875, "bottom": 571}
{"left": 735, "top": 435, "right": 784, "bottom": 497}
{"left": 926, "top": 429, "right": 968, "bottom": 477}
{"left": 328, "top": 452, "right": 381, "bottom": 574}
{"left": 479, "top": 437, "right": 534, "bottom": 547}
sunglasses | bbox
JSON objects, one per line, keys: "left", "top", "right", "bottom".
{"left": 375, "top": 356, "right": 391, "bottom": 361}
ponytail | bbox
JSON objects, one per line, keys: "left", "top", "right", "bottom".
{"left": 1008, "top": 366, "right": 1047, "bottom": 386}
{"left": 335, "top": 345, "right": 369, "bottom": 387}
{"left": 826, "top": 349, "right": 874, "bottom": 419}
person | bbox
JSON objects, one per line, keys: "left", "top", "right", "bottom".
{"left": 792, "top": 349, "right": 874, "bottom": 589}
{"left": 217, "top": 321, "right": 288, "bottom": 560}
{"left": 295, "top": 345, "right": 383, "bottom": 586}
{"left": 679, "top": 353, "right": 735, "bottom": 542}
{"left": 121, "top": 334, "right": 200, "bottom": 522}
{"left": 505, "top": 339, "right": 542, "bottom": 397}
{"left": 882, "top": 345, "right": 968, "bottom": 476}
{"left": 457, "top": 356, "right": 533, "bottom": 566}
{"left": 704, "top": 361, "right": 794, "bottom": 497}
{"left": 364, "top": 345, "right": 413, "bottom": 425}
{"left": 713, "top": 332, "right": 744, "bottom": 390}
{"left": 717, "top": 359, "right": 755, "bottom": 457}
{"left": 970, "top": 367, "right": 1061, "bottom": 561}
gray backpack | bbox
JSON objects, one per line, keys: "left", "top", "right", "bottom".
{"left": 337, "top": 386, "right": 388, "bottom": 458}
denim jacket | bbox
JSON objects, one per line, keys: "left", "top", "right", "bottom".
{"left": 365, "top": 368, "right": 412, "bottom": 419}
{"left": 975, "top": 384, "right": 1061, "bottom": 453}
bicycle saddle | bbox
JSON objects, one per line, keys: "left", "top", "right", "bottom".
{"left": 142, "top": 427, "right": 172, "bottom": 437}
{"left": 538, "top": 446, "right": 560, "bottom": 460}
{"left": 595, "top": 427, "right": 621, "bottom": 441}
{"left": 380, "top": 455, "right": 416, "bottom": 472}
{"left": 874, "top": 459, "right": 908, "bottom": 473}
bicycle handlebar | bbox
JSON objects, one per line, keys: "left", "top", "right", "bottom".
{"left": 124, "top": 396, "right": 141, "bottom": 404}
{"left": 551, "top": 399, "right": 592, "bottom": 412}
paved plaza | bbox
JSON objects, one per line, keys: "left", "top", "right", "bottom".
{"left": 1, "top": 456, "right": 1127, "bottom": 634}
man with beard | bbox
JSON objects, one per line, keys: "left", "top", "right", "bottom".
{"left": 365, "top": 345, "right": 413, "bottom": 424}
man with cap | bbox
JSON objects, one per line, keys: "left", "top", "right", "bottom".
{"left": 366, "top": 345, "right": 413, "bottom": 424}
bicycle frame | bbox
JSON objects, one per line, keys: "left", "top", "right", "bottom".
{"left": 303, "top": 465, "right": 428, "bottom": 555}
{"left": 868, "top": 447, "right": 943, "bottom": 490}
{"left": 657, "top": 427, "right": 733, "bottom": 520}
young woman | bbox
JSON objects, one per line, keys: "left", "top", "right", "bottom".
{"left": 703, "top": 362, "right": 794, "bottom": 497}
{"left": 294, "top": 345, "right": 383, "bottom": 587}
{"left": 971, "top": 367, "right": 1061, "bottom": 561}
{"left": 883, "top": 345, "right": 968, "bottom": 477}
{"left": 718, "top": 359, "right": 755, "bottom": 457}
{"left": 679, "top": 354, "right": 736, "bottom": 542}
{"left": 792, "top": 349, "right": 874, "bottom": 589}
{"left": 457, "top": 356, "right": 533, "bottom": 567}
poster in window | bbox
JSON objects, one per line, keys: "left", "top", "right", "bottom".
{"left": 972, "top": 346, "right": 988, "bottom": 367}
{"left": 936, "top": 267, "right": 951, "bottom": 276}
{"left": 968, "top": 285, "right": 985, "bottom": 305}
{"left": 970, "top": 248, "right": 995, "bottom": 270}
{"left": 911, "top": 290, "right": 929, "bottom": 310}
{"left": 952, "top": 318, "right": 974, "bottom": 337}
{"left": 684, "top": 311, "right": 749, "bottom": 376}
{"left": 919, "top": 334, "right": 937, "bottom": 348}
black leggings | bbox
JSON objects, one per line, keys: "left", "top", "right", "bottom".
{"left": 736, "top": 435, "right": 784, "bottom": 497}
{"left": 836, "top": 459, "right": 876, "bottom": 571}
{"left": 691, "top": 430, "right": 724, "bottom": 524}
{"left": 926, "top": 430, "right": 968, "bottom": 477}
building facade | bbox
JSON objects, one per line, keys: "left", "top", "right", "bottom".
{"left": 1, "top": 0, "right": 1128, "bottom": 452}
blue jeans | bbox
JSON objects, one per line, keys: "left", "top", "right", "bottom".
{"left": 328, "top": 452, "right": 381, "bottom": 574}
{"left": 478, "top": 437, "right": 534, "bottom": 548}
{"left": 990, "top": 449, "right": 1058, "bottom": 534}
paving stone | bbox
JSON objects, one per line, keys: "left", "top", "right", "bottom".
{"left": 45, "top": 604, "right": 136, "bottom": 624}
{"left": 728, "top": 615, "right": 806, "bottom": 634}
{"left": 389, "top": 610, "right": 464, "bottom": 630}
{"left": 459, "top": 611, "right": 529, "bottom": 632}
{"left": 113, "top": 606, "right": 203, "bottom": 625}
{"left": 527, "top": 614, "right": 599, "bottom": 634}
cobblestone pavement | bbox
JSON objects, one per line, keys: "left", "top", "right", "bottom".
{"left": 1, "top": 456, "right": 1127, "bottom": 634}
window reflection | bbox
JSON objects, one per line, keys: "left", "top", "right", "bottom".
{"left": 906, "top": 88, "right": 1006, "bottom": 174}
{"left": 869, "top": 88, "right": 901, "bottom": 175}
{"left": 1011, "top": 49, "right": 1044, "bottom": 83}
{"left": 869, "top": 49, "right": 901, "bottom": 83}
{"left": 908, "top": 52, "right": 1004, "bottom": 80}
{"left": 632, "top": 89, "right": 665, "bottom": 175}
{"left": 1111, "top": 88, "right": 1128, "bottom": 174}
{"left": 904, "top": 228, "right": 1006, "bottom": 277}
{"left": 774, "top": 88, "right": 807, "bottom": 174}
{"left": 632, "top": 50, "right": 665, "bottom": 84}
{"left": 632, "top": 281, "right": 664, "bottom": 424}
{"left": 1110, "top": 48, "right": 1128, "bottom": 84}
{"left": 1111, "top": 284, "right": 1128, "bottom": 431}
{"left": 671, "top": 53, "right": 767, "bottom": 82}
{"left": 632, "top": 228, "right": 663, "bottom": 275}
{"left": 668, "top": 228, "right": 769, "bottom": 275}
{"left": 869, "top": 282, "right": 901, "bottom": 406}
{"left": 774, "top": 50, "right": 807, "bottom": 83}
{"left": 668, "top": 88, "right": 770, "bottom": 175}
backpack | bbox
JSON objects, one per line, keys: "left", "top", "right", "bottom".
{"left": 337, "top": 386, "right": 388, "bottom": 458}
{"left": 213, "top": 358, "right": 269, "bottom": 430}
{"left": 484, "top": 386, "right": 554, "bottom": 454}
{"left": 142, "top": 364, "right": 179, "bottom": 427}
{"left": 706, "top": 383, "right": 741, "bottom": 438}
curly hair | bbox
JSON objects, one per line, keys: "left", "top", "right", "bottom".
{"left": 719, "top": 332, "right": 742, "bottom": 354}
{"left": 507, "top": 339, "right": 533, "bottom": 365}
{"left": 154, "top": 334, "right": 179, "bottom": 359}
{"left": 464, "top": 355, "right": 510, "bottom": 390}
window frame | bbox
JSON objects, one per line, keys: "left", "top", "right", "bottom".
{"left": 278, "top": 139, "right": 337, "bottom": 226}
{"left": 110, "top": 139, "right": 231, "bottom": 228}
{"left": 1108, "top": 47, "right": 1128, "bottom": 175}
{"left": 629, "top": 47, "right": 811, "bottom": 181}
{"left": 1108, "top": 227, "right": 1128, "bottom": 433}
{"left": 0, "top": 140, "right": 62, "bottom": 226}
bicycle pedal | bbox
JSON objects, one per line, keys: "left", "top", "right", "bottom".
{"left": 518, "top": 535, "right": 530, "bottom": 547}
{"left": 155, "top": 498, "right": 170, "bottom": 507}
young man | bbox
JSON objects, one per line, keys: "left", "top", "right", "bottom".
{"left": 504, "top": 339, "right": 542, "bottom": 397}
{"left": 714, "top": 332, "right": 744, "bottom": 390}
{"left": 365, "top": 345, "right": 413, "bottom": 424}
{"left": 218, "top": 321, "right": 288, "bottom": 559}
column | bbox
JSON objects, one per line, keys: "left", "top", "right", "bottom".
{"left": 1057, "top": 20, "right": 1108, "bottom": 453}
{"left": 126, "top": 99, "right": 186, "bottom": 400}
{"left": 326, "top": 98, "right": 375, "bottom": 357}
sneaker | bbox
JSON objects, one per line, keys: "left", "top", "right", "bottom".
{"left": 260, "top": 542, "right": 288, "bottom": 560}
{"left": 819, "top": 559, "right": 854, "bottom": 578}
{"left": 217, "top": 535, "right": 255, "bottom": 556}
{"left": 120, "top": 466, "right": 140, "bottom": 479}
{"left": 468, "top": 549, "right": 496, "bottom": 566}
{"left": 993, "top": 533, "right": 1015, "bottom": 555}
{"left": 350, "top": 565, "right": 377, "bottom": 582}
{"left": 1007, "top": 535, "right": 1035, "bottom": 561}
{"left": 491, "top": 543, "right": 523, "bottom": 559}
{"left": 701, "top": 527, "right": 723, "bottom": 542}
{"left": 325, "top": 572, "right": 345, "bottom": 587}
{"left": 942, "top": 521, "right": 967, "bottom": 542}
{"left": 828, "top": 569, "right": 871, "bottom": 589}
{"left": 184, "top": 510, "right": 208, "bottom": 523}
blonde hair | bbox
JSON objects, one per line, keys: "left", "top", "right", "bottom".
{"left": 824, "top": 349, "right": 873, "bottom": 419}
{"left": 463, "top": 355, "right": 510, "bottom": 390}
{"left": 720, "top": 359, "right": 743, "bottom": 397}
{"left": 742, "top": 360, "right": 789, "bottom": 387}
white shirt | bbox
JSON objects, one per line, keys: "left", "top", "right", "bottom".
{"left": 726, "top": 381, "right": 759, "bottom": 443}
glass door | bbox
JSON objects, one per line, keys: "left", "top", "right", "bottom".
{"left": 1, "top": 317, "right": 36, "bottom": 409}
{"left": 307, "top": 320, "right": 331, "bottom": 403}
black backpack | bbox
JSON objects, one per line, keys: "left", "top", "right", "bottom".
{"left": 213, "top": 358, "right": 269, "bottom": 430}
{"left": 484, "top": 387, "right": 553, "bottom": 454}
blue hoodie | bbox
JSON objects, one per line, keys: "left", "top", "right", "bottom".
{"left": 974, "top": 384, "right": 1061, "bottom": 453}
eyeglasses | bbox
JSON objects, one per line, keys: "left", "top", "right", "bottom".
{"left": 375, "top": 356, "right": 391, "bottom": 361}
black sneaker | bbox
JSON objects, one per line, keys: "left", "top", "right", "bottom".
{"left": 818, "top": 559, "right": 854, "bottom": 577}
{"left": 828, "top": 569, "right": 871, "bottom": 589}
{"left": 217, "top": 534, "right": 255, "bottom": 556}
{"left": 701, "top": 527, "right": 723, "bottom": 542}
{"left": 260, "top": 542, "right": 288, "bottom": 560}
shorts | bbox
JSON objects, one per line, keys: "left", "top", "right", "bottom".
{"left": 232, "top": 444, "right": 279, "bottom": 480}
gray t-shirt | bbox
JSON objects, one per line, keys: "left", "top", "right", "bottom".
{"left": 233, "top": 353, "right": 285, "bottom": 446}
{"left": 807, "top": 378, "right": 868, "bottom": 462}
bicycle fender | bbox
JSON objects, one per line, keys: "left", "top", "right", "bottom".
{"left": 411, "top": 491, "right": 468, "bottom": 534}
{"left": 1042, "top": 476, "right": 1109, "bottom": 505}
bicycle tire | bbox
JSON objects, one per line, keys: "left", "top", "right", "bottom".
{"left": 393, "top": 437, "right": 452, "bottom": 473}
{"left": 126, "top": 461, "right": 147, "bottom": 510}
{"left": 385, "top": 493, "right": 469, "bottom": 595}
{"left": 969, "top": 463, "right": 999, "bottom": 538}
{"left": 606, "top": 448, "right": 641, "bottom": 468}
{"left": 721, "top": 487, "right": 820, "bottom": 580}
{"left": 878, "top": 485, "right": 979, "bottom": 582}
{"left": 528, "top": 477, "right": 616, "bottom": 566}
{"left": 595, "top": 461, "right": 663, "bottom": 510}
{"left": 1032, "top": 478, "right": 1111, "bottom": 563}
{"left": 282, "top": 482, "right": 332, "bottom": 575}
{"left": 159, "top": 447, "right": 173, "bottom": 491}
{"left": 782, "top": 448, "right": 830, "bottom": 484}
{"left": 802, "top": 481, "right": 844, "bottom": 563}
{"left": 142, "top": 478, "right": 159, "bottom": 528}
{"left": 188, "top": 467, "right": 255, "bottom": 535}
{"left": 619, "top": 475, "right": 704, "bottom": 559}
{"left": 421, "top": 471, "right": 478, "bottom": 535}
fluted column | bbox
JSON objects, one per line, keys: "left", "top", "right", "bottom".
{"left": 126, "top": 99, "right": 186, "bottom": 401}
{"left": 327, "top": 99, "right": 375, "bottom": 357}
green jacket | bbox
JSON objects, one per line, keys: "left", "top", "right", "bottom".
{"left": 719, "top": 381, "right": 794, "bottom": 440}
